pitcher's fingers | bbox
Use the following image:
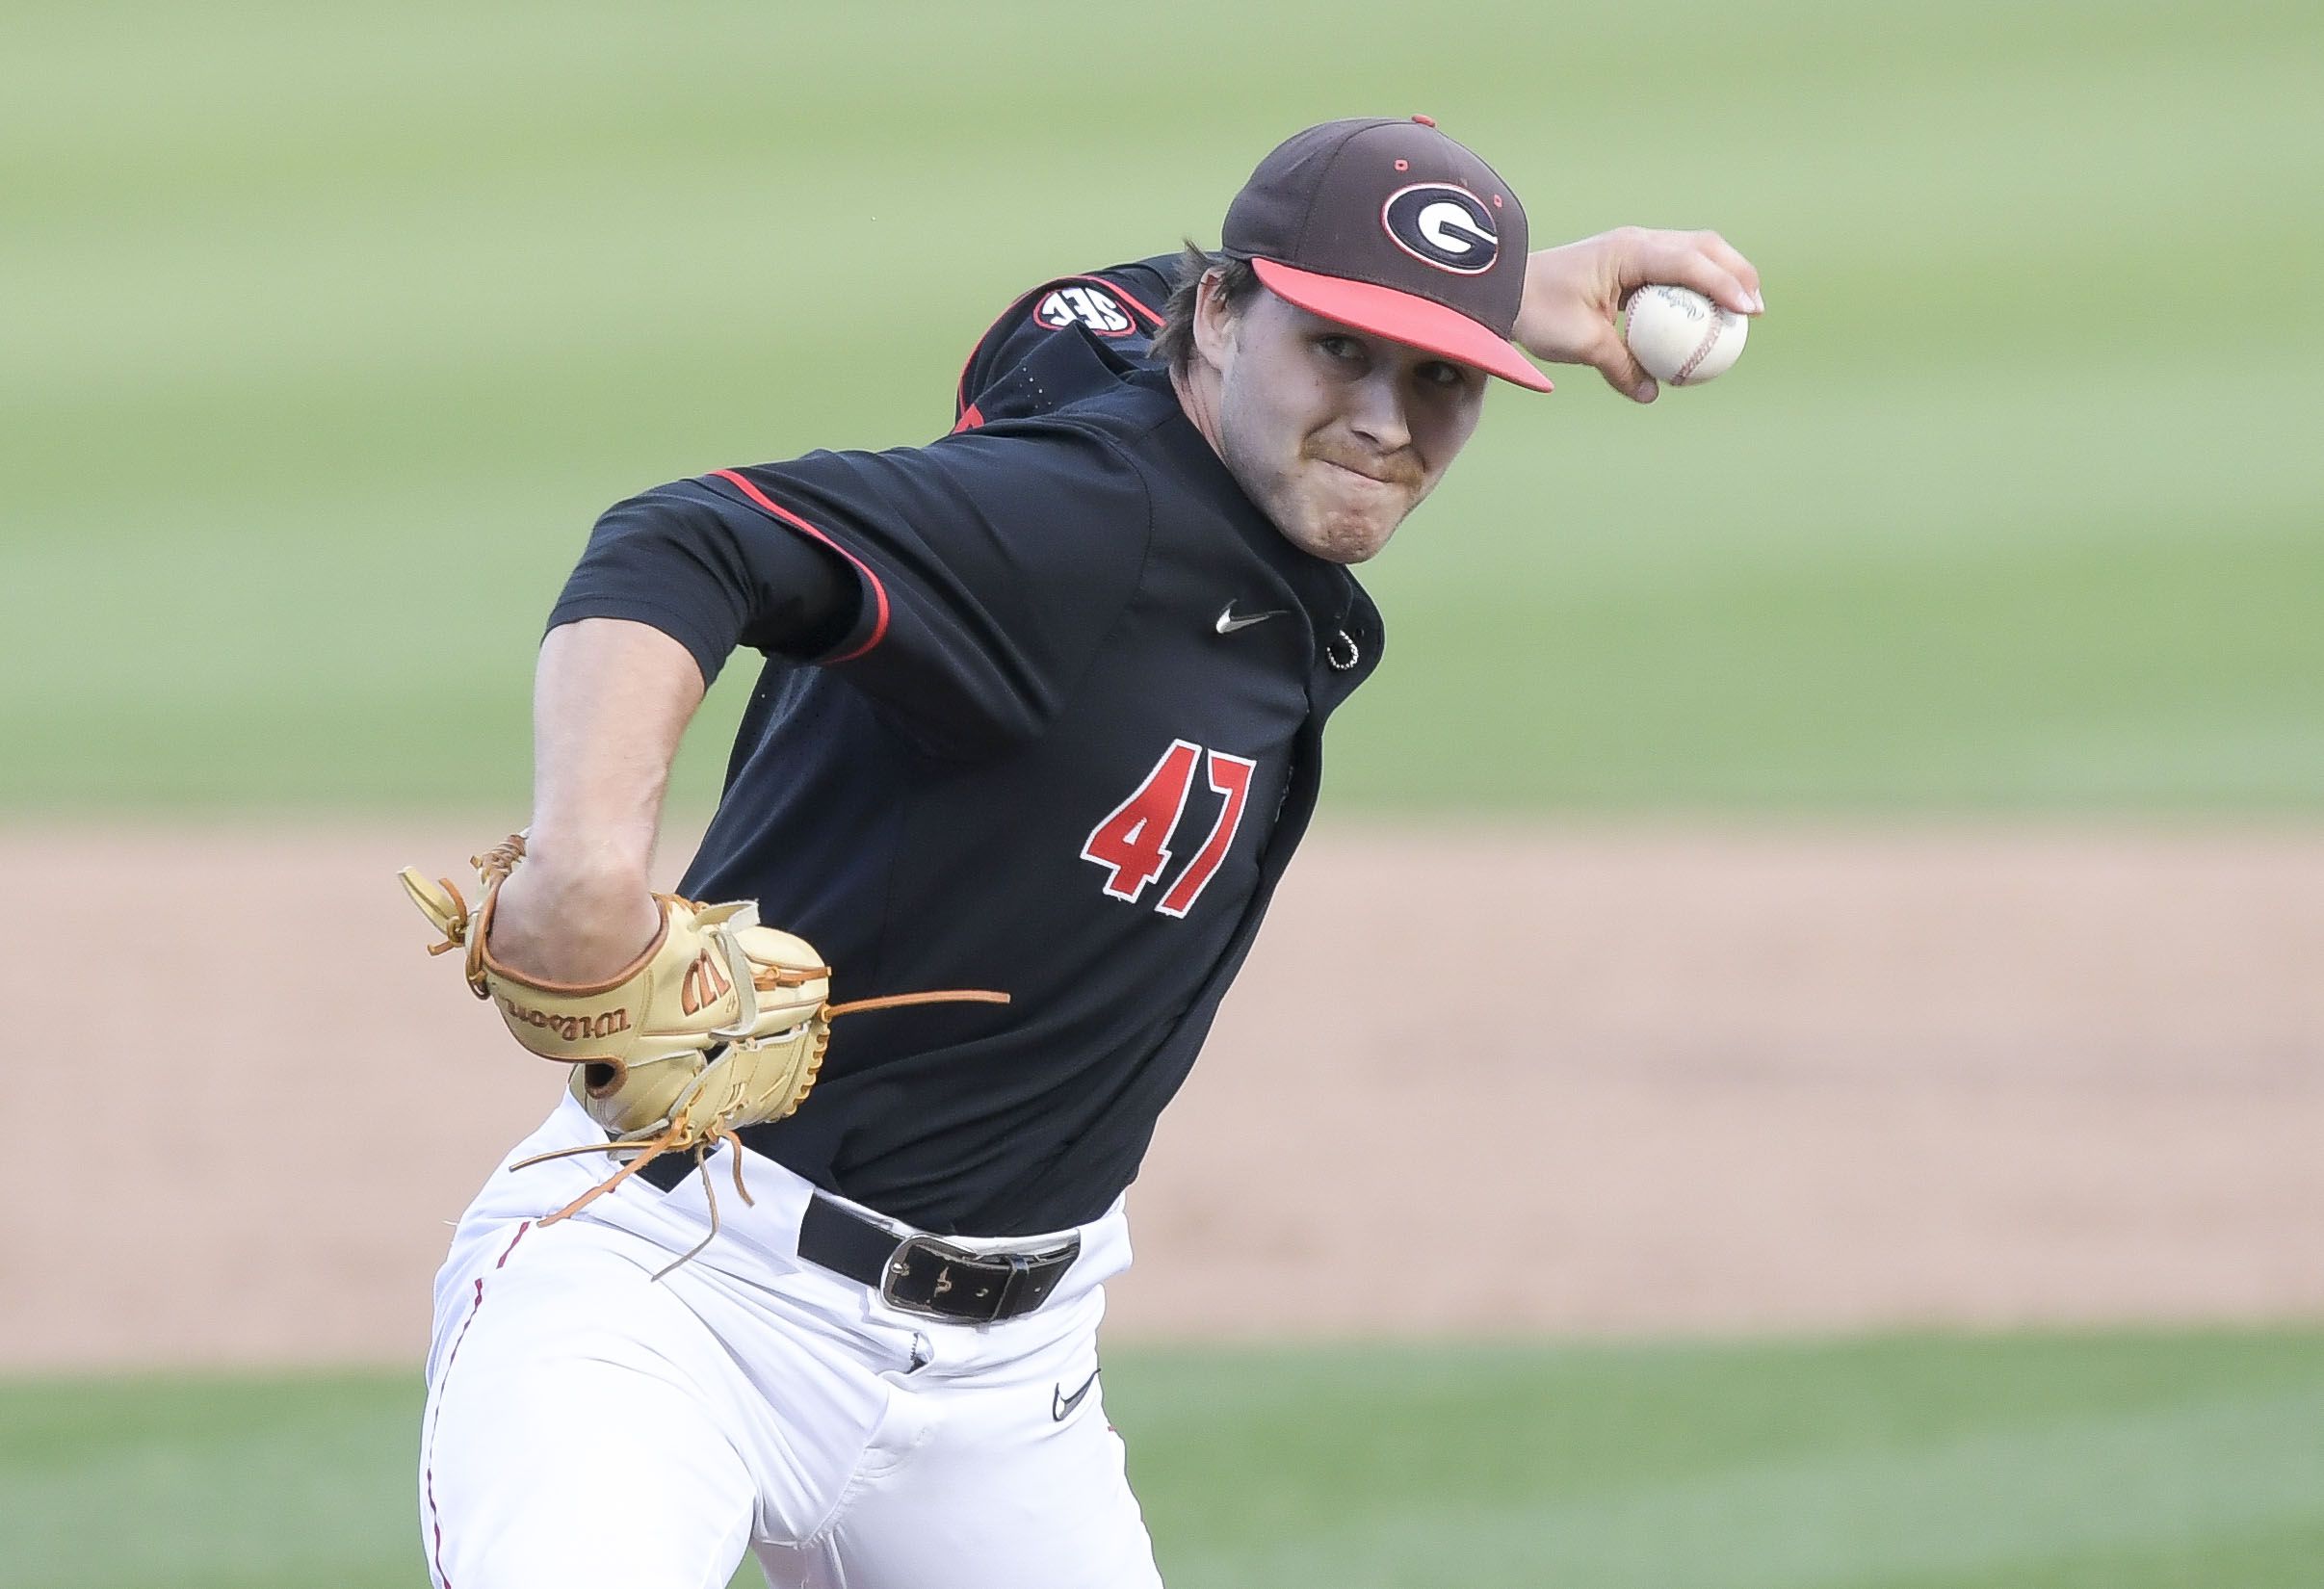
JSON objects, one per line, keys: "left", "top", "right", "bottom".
{"left": 1626, "top": 230, "right": 1759, "bottom": 317}
{"left": 1695, "top": 230, "right": 1763, "bottom": 309}
{"left": 1645, "top": 251, "right": 1757, "bottom": 318}
{"left": 1588, "top": 327, "right": 1659, "bottom": 404}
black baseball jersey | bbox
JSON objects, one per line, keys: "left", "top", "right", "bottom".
{"left": 550, "top": 256, "right": 1383, "bottom": 1236}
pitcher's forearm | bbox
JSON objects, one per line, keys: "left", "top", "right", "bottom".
{"left": 490, "top": 617, "right": 705, "bottom": 981}
{"left": 527, "top": 617, "right": 704, "bottom": 871}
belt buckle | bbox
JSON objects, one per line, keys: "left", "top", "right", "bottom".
{"left": 881, "top": 1233, "right": 1005, "bottom": 1322}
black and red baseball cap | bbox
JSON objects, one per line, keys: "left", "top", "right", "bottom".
{"left": 1220, "top": 116, "right": 1554, "bottom": 391}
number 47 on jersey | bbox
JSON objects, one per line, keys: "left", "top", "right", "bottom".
{"left": 1080, "top": 739, "right": 1256, "bottom": 919}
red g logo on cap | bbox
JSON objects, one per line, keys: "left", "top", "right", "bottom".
{"left": 1380, "top": 184, "right": 1500, "bottom": 275}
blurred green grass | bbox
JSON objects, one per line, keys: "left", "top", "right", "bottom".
{"left": 5, "top": 1332, "right": 2322, "bottom": 1589}
{"left": 4, "top": 0, "right": 2319, "bottom": 813}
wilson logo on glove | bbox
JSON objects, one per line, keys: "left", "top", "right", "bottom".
{"left": 400, "top": 833, "right": 1008, "bottom": 1277}
{"left": 499, "top": 997, "right": 632, "bottom": 1040}
{"left": 679, "top": 949, "right": 732, "bottom": 1016}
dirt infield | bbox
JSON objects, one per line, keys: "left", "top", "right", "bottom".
{"left": 5, "top": 821, "right": 2319, "bottom": 1369}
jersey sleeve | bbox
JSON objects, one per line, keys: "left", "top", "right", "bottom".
{"left": 547, "top": 481, "right": 859, "bottom": 686}
{"left": 951, "top": 254, "right": 1183, "bottom": 431}
{"left": 699, "top": 425, "right": 1154, "bottom": 759}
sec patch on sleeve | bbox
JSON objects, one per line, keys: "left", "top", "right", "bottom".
{"left": 1032, "top": 284, "right": 1139, "bottom": 337}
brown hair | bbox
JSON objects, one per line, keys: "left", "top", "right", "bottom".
{"left": 1151, "top": 241, "right": 1262, "bottom": 373}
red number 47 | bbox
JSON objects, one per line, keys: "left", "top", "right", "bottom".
{"left": 1080, "top": 739, "right": 1257, "bottom": 919}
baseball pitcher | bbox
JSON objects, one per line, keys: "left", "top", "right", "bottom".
{"left": 406, "top": 116, "right": 1761, "bottom": 1589}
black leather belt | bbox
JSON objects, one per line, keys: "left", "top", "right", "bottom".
{"left": 796, "top": 1194, "right": 1081, "bottom": 1323}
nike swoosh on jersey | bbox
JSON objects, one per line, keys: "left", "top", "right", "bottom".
{"left": 1053, "top": 1367, "right": 1100, "bottom": 1421}
{"left": 1215, "top": 603, "right": 1286, "bottom": 635}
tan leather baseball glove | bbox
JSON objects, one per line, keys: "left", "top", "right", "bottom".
{"left": 400, "top": 834, "right": 1003, "bottom": 1268}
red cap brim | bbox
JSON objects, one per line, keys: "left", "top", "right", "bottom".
{"left": 1250, "top": 258, "right": 1554, "bottom": 392}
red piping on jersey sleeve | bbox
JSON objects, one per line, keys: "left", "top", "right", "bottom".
{"left": 709, "top": 469, "right": 891, "bottom": 664}
{"left": 953, "top": 286, "right": 1037, "bottom": 416}
{"left": 953, "top": 287, "right": 1036, "bottom": 417}
{"left": 952, "top": 402, "right": 985, "bottom": 434}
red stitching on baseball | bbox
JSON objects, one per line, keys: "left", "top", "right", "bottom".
{"left": 1675, "top": 296, "right": 1723, "bottom": 384}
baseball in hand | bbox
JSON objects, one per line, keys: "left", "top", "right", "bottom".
{"left": 1623, "top": 284, "right": 1748, "bottom": 385}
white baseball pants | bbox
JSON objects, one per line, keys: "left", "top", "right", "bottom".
{"left": 418, "top": 1093, "right": 1163, "bottom": 1589}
